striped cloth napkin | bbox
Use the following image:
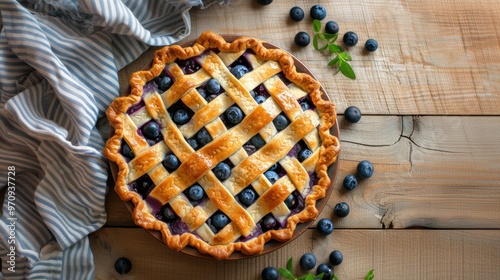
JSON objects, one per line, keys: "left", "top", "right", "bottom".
{"left": 0, "top": 0, "right": 227, "bottom": 278}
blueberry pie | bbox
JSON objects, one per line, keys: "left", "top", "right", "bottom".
{"left": 104, "top": 31, "right": 340, "bottom": 259}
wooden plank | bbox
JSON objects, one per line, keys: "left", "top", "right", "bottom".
{"left": 89, "top": 228, "right": 500, "bottom": 280}
{"left": 105, "top": 116, "right": 500, "bottom": 229}
{"left": 116, "top": 0, "right": 500, "bottom": 115}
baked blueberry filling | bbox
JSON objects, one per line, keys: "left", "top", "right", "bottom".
{"left": 119, "top": 50, "right": 324, "bottom": 242}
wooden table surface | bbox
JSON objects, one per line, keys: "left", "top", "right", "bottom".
{"left": 89, "top": 0, "right": 500, "bottom": 279}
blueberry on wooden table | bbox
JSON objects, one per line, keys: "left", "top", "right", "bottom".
{"left": 300, "top": 252, "right": 317, "bottom": 270}
{"left": 289, "top": 6, "right": 305, "bottom": 21}
{"left": 317, "top": 218, "right": 334, "bottom": 235}
{"left": 342, "top": 174, "right": 358, "bottom": 190}
{"left": 357, "top": 160, "right": 374, "bottom": 179}
{"left": 310, "top": 4, "right": 327, "bottom": 20}
{"left": 343, "top": 31, "right": 359, "bottom": 47}
{"left": 261, "top": 266, "right": 279, "bottom": 280}
{"left": 325, "top": 21, "right": 339, "bottom": 34}
{"left": 329, "top": 250, "right": 344, "bottom": 266}
{"left": 257, "top": 0, "right": 273, "bottom": 5}
{"left": 114, "top": 257, "right": 132, "bottom": 274}
{"left": 316, "top": 263, "right": 333, "bottom": 280}
{"left": 294, "top": 31, "right": 311, "bottom": 47}
{"left": 365, "top": 38, "right": 379, "bottom": 52}
{"left": 344, "top": 106, "right": 362, "bottom": 123}
{"left": 334, "top": 202, "right": 350, "bottom": 218}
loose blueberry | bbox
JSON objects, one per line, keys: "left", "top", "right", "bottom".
{"left": 206, "top": 78, "right": 221, "bottom": 94}
{"left": 284, "top": 193, "right": 298, "bottom": 209}
{"left": 196, "top": 128, "right": 212, "bottom": 147}
{"left": 254, "top": 95, "right": 266, "bottom": 104}
{"left": 316, "top": 263, "right": 333, "bottom": 280}
{"left": 261, "top": 266, "right": 279, "bottom": 280}
{"left": 160, "top": 205, "right": 177, "bottom": 222}
{"left": 342, "top": 174, "right": 358, "bottom": 190}
{"left": 163, "top": 154, "right": 180, "bottom": 171}
{"left": 294, "top": 31, "right": 311, "bottom": 47}
{"left": 329, "top": 250, "right": 344, "bottom": 266}
{"left": 325, "top": 21, "right": 339, "bottom": 34}
{"left": 289, "top": 6, "right": 305, "bottom": 21}
{"left": 187, "top": 138, "right": 199, "bottom": 150}
{"left": 300, "top": 253, "right": 317, "bottom": 271}
{"left": 188, "top": 184, "right": 204, "bottom": 201}
{"left": 157, "top": 75, "right": 173, "bottom": 91}
{"left": 173, "top": 109, "right": 190, "bottom": 125}
{"left": 250, "top": 134, "right": 266, "bottom": 148}
{"left": 310, "top": 4, "right": 327, "bottom": 20}
{"left": 261, "top": 215, "right": 277, "bottom": 231}
{"left": 239, "top": 188, "right": 257, "bottom": 207}
{"left": 213, "top": 162, "right": 231, "bottom": 180}
{"left": 212, "top": 212, "right": 229, "bottom": 230}
{"left": 334, "top": 202, "right": 350, "bottom": 218}
{"left": 257, "top": 0, "right": 273, "bottom": 5}
{"left": 230, "top": 65, "right": 249, "bottom": 79}
{"left": 357, "top": 160, "right": 374, "bottom": 179}
{"left": 142, "top": 122, "right": 160, "bottom": 140}
{"left": 225, "top": 105, "right": 244, "bottom": 125}
{"left": 317, "top": 218, "right": 334, "bottom": 235}
{"left": 298, "top": 148, "right": 313, "bottom": 162}
{"left": 264, "top": 170, "right": 279, "bottom": 184}
{"left": 121, "top": 142, "right": 134, "bottom": 159}
{"left": 365, "top": 38, "right": 379, "bottom": 52}
{"left": 344, "top": 106, "right": 361, "bottom": 123}
{"left": 114, "top": 257, "right": 132, "bottom": 275}
{"left": 343, "top": 31, "right": 358, "bottom": 47}
{"left": 273, "top": 115, "right": 289, "bottom": 131}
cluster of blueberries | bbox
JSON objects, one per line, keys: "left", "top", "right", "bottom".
{"left": 258, "top": 1, "right": 379, "bottom": 52}
{"left": 294, "top": 5, "right": 378, "bottom": 52}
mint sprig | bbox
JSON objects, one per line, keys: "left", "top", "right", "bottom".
{"left": 278, "top": 257, "right": 324, "bottom": 280}
{"left": 365, "top": 269, "right": 375, "bottom": 280}
{"left": 312, "top": 19, "right": 356, "bottom": 80}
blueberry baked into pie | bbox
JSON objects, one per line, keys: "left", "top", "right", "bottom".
{"left": 104, "top": 31, "right": 340, "bottom": 259}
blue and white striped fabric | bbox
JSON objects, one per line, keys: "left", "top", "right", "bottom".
{"left": 0, "top": 0, "right": 227, "bottom": 278}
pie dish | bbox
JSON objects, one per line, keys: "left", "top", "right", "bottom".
{"left": 104, "top": 31, "right": 341, "bottom": 259}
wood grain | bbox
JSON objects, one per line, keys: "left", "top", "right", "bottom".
{"left": 105, "top": 116, "right": 500, "bottom": 229}
{"left": 116, "top": 0, "right": 500, "bottom": 115}
{"left": 90, "top": 228, "right": 500, "bottom": 280}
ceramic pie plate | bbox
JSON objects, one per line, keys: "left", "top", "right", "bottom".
{"left": 108, "top": 34, "right": 340, "bottom": 260}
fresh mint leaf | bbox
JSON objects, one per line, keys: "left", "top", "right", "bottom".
{"left": 313, "top": 34, "right": 328, "bottom": 51}
{"left": 313, "top": 19, "right": 322, "bottom": 33}
{"left": 278, "top": 267, "right": 295, "bottom": 280}
{"left": 305, "top": 274, "right": 314, "bottom": 280}
{"left": 328, "top": 43, "right": 343, "bottom": 54}
{"left": 328, "top": 56, "right": 340, "bottom": 67}
{"left": 323, "top": 32, "right": 338, "bottom": 41}
{"left": 286, "top": 257, "right": 294, "bottom": 275}
{"left": 365, "top": 269, "right": 375, "bottom": 280}
{"left": 333, "top": 274, "right": 339, "bottom": 280}
{"left": 339, "top": 61, "right": 356, "bottom": 80}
